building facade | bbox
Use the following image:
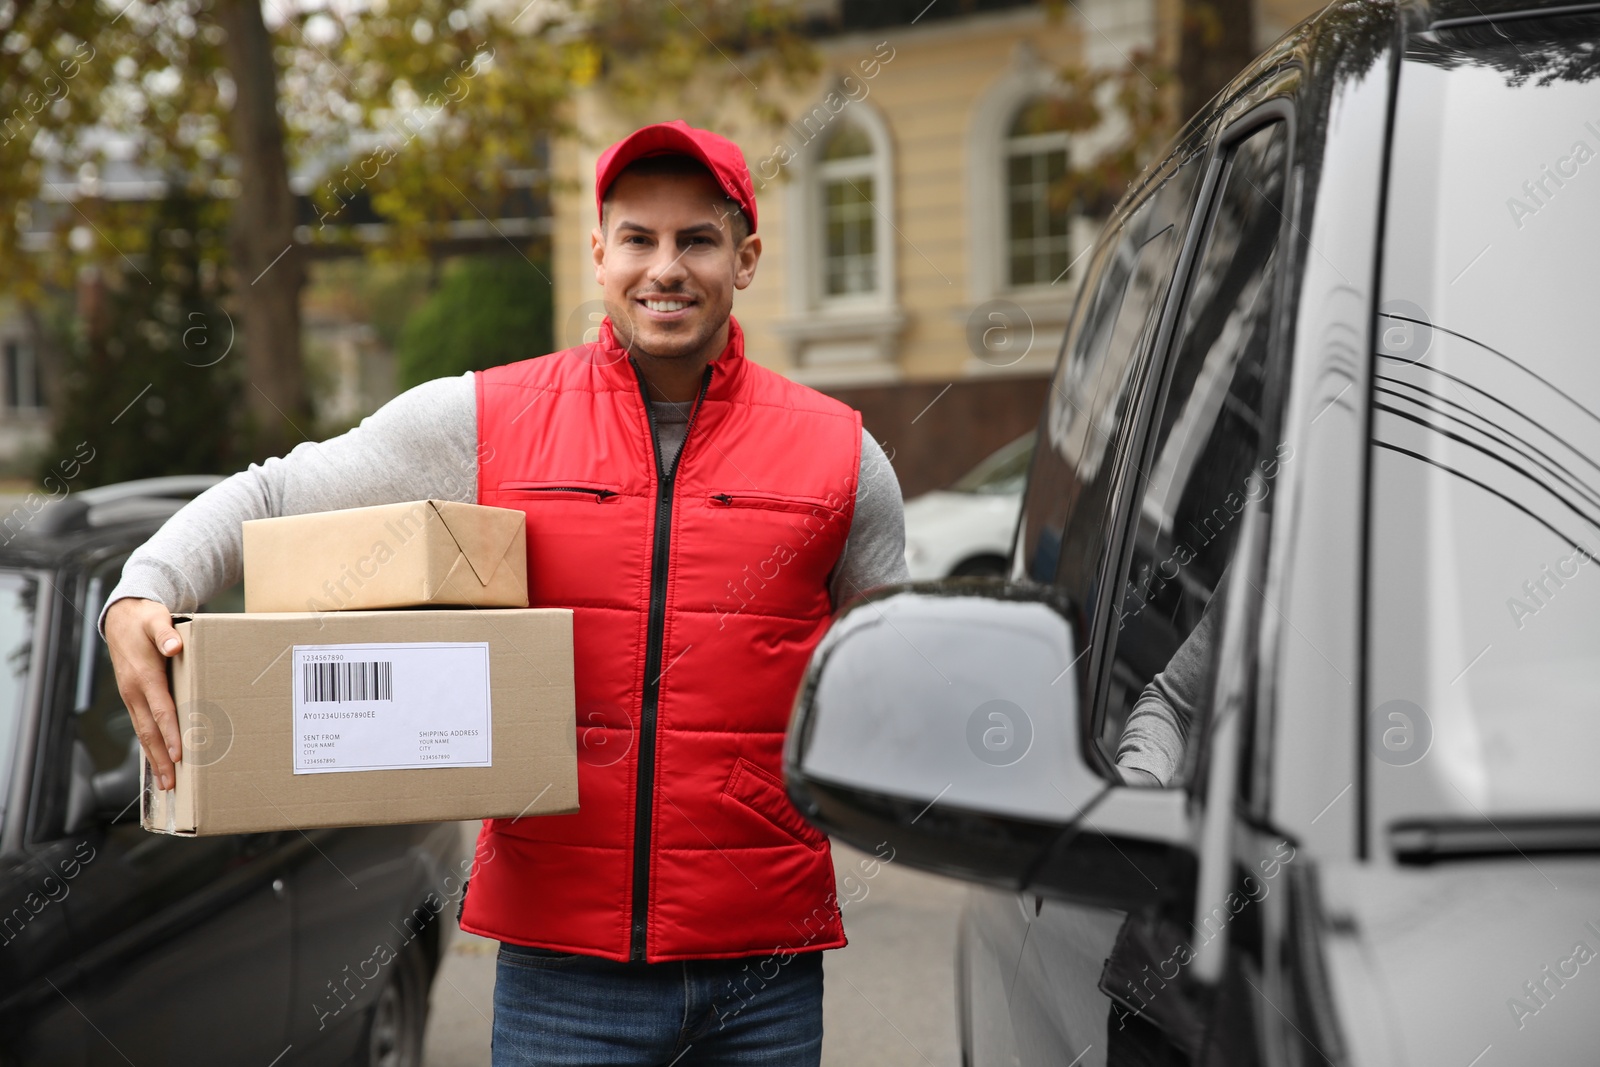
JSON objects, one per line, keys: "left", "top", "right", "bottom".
{"left": 547, "top": 0, "right": 1324, "bottom": 495}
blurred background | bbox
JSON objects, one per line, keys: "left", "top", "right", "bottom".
{"left": 0, "top": 0, "right": 1328, "bottom": 505}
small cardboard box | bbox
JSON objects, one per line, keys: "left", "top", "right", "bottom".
{"left": 142, "top": 608, "right": 577, "bottom": 836}
{"left": 242, "top": 500, "right": 528, "bottom": 612}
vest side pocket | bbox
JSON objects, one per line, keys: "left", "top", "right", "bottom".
{"left": 722, "top": 757, "right": 829, "bottom": 852}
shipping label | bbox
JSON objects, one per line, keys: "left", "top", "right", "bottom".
{"left": 291, "top": 642, "right": 492, "bottom": 774}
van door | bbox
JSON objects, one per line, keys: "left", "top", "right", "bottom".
{"left": 964, "top": 142, "right": 1205, "bottom": 1066}
{"left": 1078, "top": 110, "right": 1295, "bottom": 1065}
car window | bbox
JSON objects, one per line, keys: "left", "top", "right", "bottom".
{"left": 949, "top": 432, "right": 1035, "bottom": 495}
{"left": 1368, "top": 13, "right": 1600, "bottom": 827}
{"left": 74, "top": 559, "right": 140, "bottom": 780}
{"left": 0, "top": 571, "right": 39, "bottom": 824}
{"left": 1018, "top": 152, "right": 1203, "bottom": 594}
{"left": 1101, "top": 119, "right": 1290, "bottom": 787}
{"left": 74, "top": 557, "right": 244, "bottom": 781}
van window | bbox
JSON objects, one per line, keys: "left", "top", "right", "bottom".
{"left": 1020, "top": 153, "right": 1201, "bottom": 599}
{"left": 1103, "top": 120, "right": 1290, "bottom": 786}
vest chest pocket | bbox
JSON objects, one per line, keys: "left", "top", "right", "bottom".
{"left": 706, "top": 491, "right": 842, "bottom": 517}
{"left": 497, "top": 480, "right": 622, "bottom": 503}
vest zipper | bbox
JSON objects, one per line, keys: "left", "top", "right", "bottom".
{"left": 628, "top": 360, "right": 713, "bottom": 961}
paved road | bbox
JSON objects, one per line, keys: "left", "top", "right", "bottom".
{"left": 421, "top": 840, "right": 968, "bottom": 1065}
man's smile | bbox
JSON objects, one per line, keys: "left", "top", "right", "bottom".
{"left": 635, "top": 294, "right": 697, "bottom": 320}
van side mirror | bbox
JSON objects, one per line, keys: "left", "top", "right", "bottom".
{"left": 785, "top": 581, "right": 1194, "bottom": 910}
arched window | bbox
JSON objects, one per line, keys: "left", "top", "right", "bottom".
{"left": 1004, "top": 97, "right": 1073, "bottom": 288}
{"left": 966, "top": 58, "right": 1091, "bottom": 325}
{"left": 818, "top": 122, "right": 879, "bottom": 298}
{"left": 776, "top": 94, "right": 901, "bottom": 385}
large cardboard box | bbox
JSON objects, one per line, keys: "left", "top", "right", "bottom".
{"left": 242, "top": 500, "right": 528, "bottom": 612}
{"left": 142, "top": 608, "right": 577, "bottom": 836}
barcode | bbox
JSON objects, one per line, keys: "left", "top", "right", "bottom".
{"left": 302, "top": 661, "right": 393, "bottom": 703}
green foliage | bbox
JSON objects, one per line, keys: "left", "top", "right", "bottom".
{"left": 0, "top": 0, "right": 234, "bottom": 301}
{"left": 1033, "top": 32, "right": 1180, "bottom": 219}
{"left": 43, "top": 191, "right": 244, "bottom": 488}
{"left": 295, "top": 0, "right": 819, "bottom": 259}
{"left": 396, "top": 255, "right": 553, "bottom": 388}
{"left": 1, "top": 0, "right": 819, "bottom": 463}
{"left": 2, "top": 1, "right": 819, "bottom": 289}
{"left": 359, "top": 261, "right": 435, "bottom": 352}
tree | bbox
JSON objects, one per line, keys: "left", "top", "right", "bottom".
{"left": 44, "top": 190, "right": 244, "bottom": 488}
{"left": 1031, "top": 39, "right": 1179, "bottom": 221}
{"left": 0, "top": 0, "right": 818, "bottom": 460}
{"left": 1178, "top": 0, "right": 1256, "bottom": 121}
{"left": 396, "top": 255, "right": 553, "bottom": 389}
{"left": 1037, "top": 0, "right": 1257, "bottom": 222}
{"left": 214, "top": 0, "right": 305, "bottom": 454}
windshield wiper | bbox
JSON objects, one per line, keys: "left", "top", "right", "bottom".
{"left": 1391, "top": 818, "right": 1600, "bottom": 864}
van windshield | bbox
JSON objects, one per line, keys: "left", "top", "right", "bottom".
{"left": 1368, "top": 12, "right": 1600, "bottom": 829}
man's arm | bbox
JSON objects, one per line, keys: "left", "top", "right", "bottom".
{"left": 1115, "top": 590, "right": 1219, "bottom": 787}
{"left": 104, "top": 372, "right": 478, "bottom": 790}
{"left": 828, "top": 431, "right": 909, "bottom": 608}
{"left": 100, "top": 372, "right": 479, "bottom": 633}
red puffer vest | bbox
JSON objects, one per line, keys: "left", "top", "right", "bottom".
{"left": 459, "top": 316, "right": 860, "bottom": 962}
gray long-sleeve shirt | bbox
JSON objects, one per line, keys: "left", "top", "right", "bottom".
{"left": 1114, "top": 575, "right": 1229, "bottom": 787}
{"left": 99, "top": 372, "right": 909, "bottom": 634}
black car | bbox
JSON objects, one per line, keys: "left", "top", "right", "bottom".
{"left": 788, "top": 0, "right": 1600, "bottom": 1063}
{"left": 0, "top": 477, "right": 467, "bottom": 1066}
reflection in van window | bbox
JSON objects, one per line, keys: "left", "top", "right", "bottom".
{"left": 1109, "top": 121, "right": 1289, "bottom": 787}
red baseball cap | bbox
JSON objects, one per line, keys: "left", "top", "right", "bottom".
{"left": 594, "top": 120, "right": 758, "bottom": 235}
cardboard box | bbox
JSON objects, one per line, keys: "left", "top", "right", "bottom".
{"left": 243, "top": 500, "right": 528, "bottom": 612}
{"left": 142, "top": 608, "right": 577, "bottom": 836}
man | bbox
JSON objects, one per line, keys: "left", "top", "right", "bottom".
{"left": 102, "top": 120, "right": 908, "bottom": 1064}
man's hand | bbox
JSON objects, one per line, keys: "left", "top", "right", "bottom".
{"left": 104, "top": 597, "right": 185, "bottom": 791}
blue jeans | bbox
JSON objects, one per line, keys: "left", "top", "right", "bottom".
{"left": 491, "top": 944, "right": 824, "bottom": 1065}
